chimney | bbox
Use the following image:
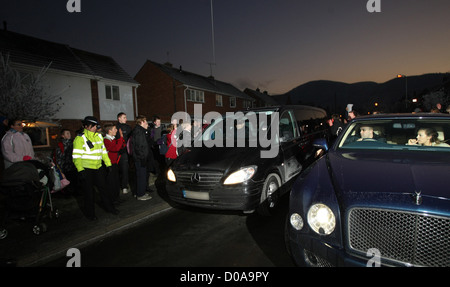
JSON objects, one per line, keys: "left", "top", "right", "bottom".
{"left": 3, "top": 21, "right": 7, "bottom": 31}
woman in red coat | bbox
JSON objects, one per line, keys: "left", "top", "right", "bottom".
{"left": 165, "top": 124, "right": 177, "bottom": 166}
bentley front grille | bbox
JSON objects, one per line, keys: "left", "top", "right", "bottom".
{"left": 348, "top": 208, "right": 450, "bottom": 267}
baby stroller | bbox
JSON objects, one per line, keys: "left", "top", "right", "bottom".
{"left": 0, "top": 160, "right": 59, "bottom": 239}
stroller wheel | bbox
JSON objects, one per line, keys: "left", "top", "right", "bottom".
{"left": 0, "top": 229, "right": 7, "bottom": 240}
{"left": 32, "top": 223, "right": 47, "bottom": 235}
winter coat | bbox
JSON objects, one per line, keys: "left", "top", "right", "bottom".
{"left": 131, "top": 125, "right": 149, "bottom": 166}
{"left": 177, "top": 129, "right": 192, "bottom": 157}
{"left": 72, "top": 129, "right": 111, "bottom": 172}
{"left": 1, "top": 129, "right": 35, "bottom": 169}
{"left": 104, "top": 135, "right": 125, "bottom": 164}
{"left": 116, "top": 122, "right": 132, "bottom": 155}
{"left": 55, "top": 138, "right": 76, "bottom": 173}
{"left": 165, "top": 130, "right": 178, "bottom": 160}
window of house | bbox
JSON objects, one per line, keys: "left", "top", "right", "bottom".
{"left": 23, "top": 126, "right": 50, "bottom": 148}
{"left": 230, "top": 97, "right": 236, "bottom": 108}
{"left": 216, "top": 94, "right": 223, "bottom": 107}
{"left": 186, "top": 89, "right": 205, "bottom": 103}
{"left": 106, "top": 85, "right": 120, "bottom": 101}
{"left": 243, "top": 100, "right": 252, "bottom": 109}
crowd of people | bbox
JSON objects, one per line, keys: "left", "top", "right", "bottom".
{"left": 1, "top": 102, "right": 449, "bottom": 220}
{"left": 67, "top": 113, "right": 188, "bottom": 220}
{"left": 0, "top": 112, "right": 205, "bottom": 221}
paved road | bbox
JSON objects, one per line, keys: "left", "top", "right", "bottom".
{"left": 43, "top": 195, "right": 294, "bottom": 267}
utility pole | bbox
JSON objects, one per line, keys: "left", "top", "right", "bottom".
{"left": 209, "top": 0, "right": 216, "bottom": 77}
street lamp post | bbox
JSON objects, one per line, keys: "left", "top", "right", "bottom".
{"left": 397, "top": 74, "right": 408, "bottom": 110}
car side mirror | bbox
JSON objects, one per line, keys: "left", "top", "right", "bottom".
{"left": 313, "top": 138, "right": 329, "bottom": 151}
{"left": 313, "top": 138, "right": 328, "bottom": 158}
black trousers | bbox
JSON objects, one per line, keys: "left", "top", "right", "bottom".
{"left": 81, "top": 167, "right": 114, "bottom": 218}
{"left": 118, "top": 152, "right": 129, "bottom": 190}
{"left": 106, "top": 164, "right": 120, "bottom": 202}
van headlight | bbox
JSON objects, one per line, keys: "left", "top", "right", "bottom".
{"left": 290, "top": 213, "right": 304, "bottom": 231}
{"left": 167, "top": 169, "right": 176, "bottom": 182}
{"left": 223, "top": 166, "right": 257, "bottom": 185}
{"left": 307, "top": 203, "right": 336, "bottom": 235}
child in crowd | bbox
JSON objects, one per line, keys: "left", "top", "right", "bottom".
{"left": 54, "top": 129, "right": 77, "bottom": 193}
{"left": 103, "top": 124, "right": 125, "bottom": 204}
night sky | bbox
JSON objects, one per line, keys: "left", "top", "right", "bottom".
{"left": 1, "top": 0, "right": 450, "bottom": 94}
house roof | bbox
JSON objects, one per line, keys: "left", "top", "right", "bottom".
{"left": 0, "top": 29, "right": 138, "bottom": 85}
{"left": 244, "top": 88, "right": 279, "bottom": 106}
{"left": 150, "top": 61, "right": 252, "bottom": 100}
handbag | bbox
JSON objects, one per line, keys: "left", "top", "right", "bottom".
{"left": 51, "top": 163, "right": 70, "bottom": 193}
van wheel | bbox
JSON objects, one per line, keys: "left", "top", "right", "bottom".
{"left": 257, "top": 173, "right": 281, "bottom": 216}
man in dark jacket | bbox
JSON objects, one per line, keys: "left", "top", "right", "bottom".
{"left": 116, "top": 112, "right": 132, "bottom": 195}
{"left": 131, "top": 115, "right": 152, "bottom": 201}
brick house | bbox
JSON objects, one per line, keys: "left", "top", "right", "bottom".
{"left": 0, "top": 29, "right": 139, "bottom": 151}
{"left": 134, "top": 60, "right": 254, "bottom": 123}
{"left": 244, "top": 88, "right": 279, "bottom": 107}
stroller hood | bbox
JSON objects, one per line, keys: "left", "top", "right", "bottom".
{"left": 0, "top": 161, "right": 40, "bottom": 187}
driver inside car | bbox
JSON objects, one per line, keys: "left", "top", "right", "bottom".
{"left": 357, "top": 125, "right": 374, "bottom": 141}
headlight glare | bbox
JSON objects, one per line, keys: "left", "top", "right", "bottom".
{"left": 167, "top": 169, "right": 176, "bottom": 182}
{"left": 223, "top": 166, "right": 257, "bottom": 185}
{"left": 307, "top": 203, "right": 336, "bottom": 235}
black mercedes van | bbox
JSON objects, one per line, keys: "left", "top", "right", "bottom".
{"left": 166, "top": 105, "right": 327, "bottom": 215}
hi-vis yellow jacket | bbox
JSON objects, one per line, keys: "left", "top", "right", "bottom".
{"left": 72, "top": 129, "right": 111, "bottom": 172}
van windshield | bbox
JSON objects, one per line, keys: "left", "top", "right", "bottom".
{"left": 199, "top": 110, "right": 277, "bottom": 145}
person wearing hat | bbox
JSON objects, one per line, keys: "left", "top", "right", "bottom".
{"left": 72, "top": 116, "right": 119, "bottom": 220}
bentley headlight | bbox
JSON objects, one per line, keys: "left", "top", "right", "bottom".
{"left": 223, "top": 166, "right": 257, "bottom": 185}
{"left": 307, "top": 204, "right": 336, "bottom": 235}
{"left": 167, "top": 168, "right": 176, "bottom": 182}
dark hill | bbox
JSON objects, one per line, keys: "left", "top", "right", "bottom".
{"left": 273, "top": 73, "right": 449, "bottom": 114}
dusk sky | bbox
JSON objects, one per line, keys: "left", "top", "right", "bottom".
{"left": 1, "top": 0, "right": 450, "bottom": 94}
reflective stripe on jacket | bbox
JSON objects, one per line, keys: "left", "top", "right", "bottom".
{"left": 72, "top": 129, "right": 111, "bottom": 172}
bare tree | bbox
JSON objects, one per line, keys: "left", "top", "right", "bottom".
{"left": 422, "top": 89, "right": 449, "bottom": 112}
{"left": 0, "top": 53, "right": 63, "bottom": 121}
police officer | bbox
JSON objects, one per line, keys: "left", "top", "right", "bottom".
{"left": 72, "top": 116, "right": 119, "bottom": 220}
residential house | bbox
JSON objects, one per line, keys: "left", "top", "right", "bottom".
{"left": 134, "top": 60, "right": 254, "bottom": 123}
{"left": 244, "top": 88, "right": 279, "bottom": 107}
{"left": 0, "top": 29, "right": 139, "bottom": 149}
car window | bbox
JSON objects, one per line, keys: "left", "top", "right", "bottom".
{"left": 279, "top": 110, "right": 298, "bottom": 141}
{"left": 338, "top": 119, "right": 450, "bottom": 152}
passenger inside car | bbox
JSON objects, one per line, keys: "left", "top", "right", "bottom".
{"left": 407, "top": 127, "right": 450, "bottom": 147}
